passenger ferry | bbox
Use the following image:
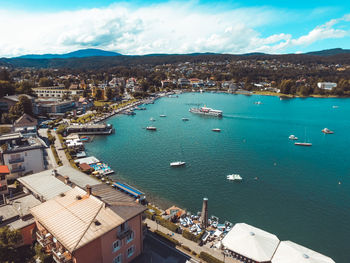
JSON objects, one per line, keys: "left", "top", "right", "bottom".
{"left": 189, "top": 106, "right": 223, "bottom": 117}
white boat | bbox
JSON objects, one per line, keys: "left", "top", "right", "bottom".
{"left": 182, "top": 118, "right": 189, "bottom": 121}
{"left": 146, "top": 126, "right": 157, "bottom": 131}
{"left": 189, "top": 106, "right": 223, "bottom": 117}
{"left": 150, "top": 117, "right": 155, "bottom": 121}
{"left": 254, "top": 101, "right": 262, "bottom": 105}
{"left": 332, "top": 105, "right": 339, "bottom": 109}
{"left": 227, "top": 174, "right": 242, "bottom": 181}
{"left": 294, "top": 142, "right": 312, "bottom": 146}
{"left": 160, "top": 115, "right": 166, "bottom": 117}
{"left": 212, "top": 128, "right": 221, "bottom": 132}
{"left": 289, "top": 135, "right": 298, "bottom": 140}
{"left": 322, "top": 128, "right": 334, "bottom": 134}
{"left": 170, "top": 161, "right": 186, "bottom": 167}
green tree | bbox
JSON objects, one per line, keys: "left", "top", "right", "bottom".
{"left": 95, "top": 89, "right": 103, "bottom": 100}
{"left": 39, "top": 77, "right": 53, "bottom": 87}
{"left": 105, "top": 87, "right": 113, "bottom": 101}
{"left": 0, "top": 226, "right": 23, "bottom": 262}
{"left": 16, "top": 81, "right": 35, "bottom": 95}
{"left": 0, "top": 81, "right": 15, "bottom": 97}
{"left": 0, "top": 69, "right": 10, "bottom": 81}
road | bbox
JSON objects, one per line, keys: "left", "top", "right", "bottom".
{"left": 37, "top": 128, "right": 57, "bottom": 169}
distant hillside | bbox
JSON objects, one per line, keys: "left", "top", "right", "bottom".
{"left": 306, "top": 48, "right": 350, "bottom": 56}
{"left": 16, "top": 48, "right": 122, "bottom": 59}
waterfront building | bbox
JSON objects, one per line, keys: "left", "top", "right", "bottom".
{"left": 0, "top": 133, "right": 45, "bottom": 179}
{"left": 34, "top": 98, "right": 76, "bottom": 116}
{"left": 13, "top": 113, "right": 38, "bottom": 135}
{"left": 222, "top": 223, "right": 280, "bottom": 263}
{"left": 33, "top": 86, "right": 83, "bottom": 98}
{"left": 271, "top": 241, "right": 335, "bottom": 263}
{"left": 18, "top": 166, "right": 100, "bottom": 201}
{"left": 65, "top": 124, "right": 114, "bottom": 135}
{"left": 31, "top": 185, "right": 146, "bottom": 263}
{"left": 0, "top": 165, "right": 10, "bottom": 196}
{"left": 317, "top": 82, "right": 337, "bottom": 90}
{"left": 0, "top": 194, "right": 41, "bottom": 246}
{"left": 177, "top": 78, "right": 191, "bottom": 87}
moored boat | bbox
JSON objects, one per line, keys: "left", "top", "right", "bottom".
{"left": 150, "top": 117, "right": 155, "bottom": 121}
{"left": 212, "top": 128, "right": 221, "bottom": 132}
{"left": 182, "top": 118, "right": 189, "bottom": 121}
{"left": 322, "top": 128, "right": 334, "bottom": 134}
{"left": 294, "top": 142, "right": 312, "bottom": 146}
{"left": 146, "top": 126, "right": 157, "bottom": 131}
{"left": 289, "top": 135, "right": 298, "bottom": 140}
{"left": 160, "top": 115, "right": 166, "bottom": 117}
{"left": 170, "top": 161, "right": 186, "bottom": 167}
{"left": 227, "top": 174, "right": 242, "bottom": 181}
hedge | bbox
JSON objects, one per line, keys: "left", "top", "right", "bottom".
{"left": 50, "top": 145, "right": 62, "bottom": 166}
{"left": 199, "top": 252, "right": 224, "bottom": 263}
{"left": 182, "top": 229, "right": 205, "bottom": 243}
{"left": 147, "top": 204, "right": 162, "bottom": 215}
{"left": 156, "top": 216, "right": 179, "bottom": 232}
{"left": 181, "top": 245, "right": 191, "bottom": 252}
{"left": 154, "top": 230, "right": 180, "bottom": 246}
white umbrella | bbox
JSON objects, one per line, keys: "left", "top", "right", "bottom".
{"left": 222, "top": 223, "right": 280, "bottom": 262}
{"left": 272, "top": 241, "right": 335, "bottom": 263}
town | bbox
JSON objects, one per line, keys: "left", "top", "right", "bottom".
{"left": 0, "top": 52, "right": 343, "bottom": 263}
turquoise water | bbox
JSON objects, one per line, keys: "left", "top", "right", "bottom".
{"left": 86, "top": 93, "right": 350, "bottom": 262}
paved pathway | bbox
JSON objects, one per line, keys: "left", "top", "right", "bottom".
{"left": 38, "top": 128, "right": 57, "bottom": 169}
{"left": 51, "top": 130, "right": 70, "bottom": 167}
{"left": 145, "top": 219, "right": 240, "bottom": 263}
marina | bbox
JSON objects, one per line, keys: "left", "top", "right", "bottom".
{"left": 85, "top": 92, "right": 350, "bottom": 263}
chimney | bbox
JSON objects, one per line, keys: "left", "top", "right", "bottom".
{"left": 201, "top": 197, "right": 208, "bottom": 229}
{"left": 63, "top": 176, "right": 70, "bottom": 185}
{"left": 86, "top": 185, "right": 91, "bottom": 196}
{"left": 51, "top": 169, "right": 58, "bottom": 177}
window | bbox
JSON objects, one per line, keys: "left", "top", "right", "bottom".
{"left": 0, "top": 185, "right": 7, "bottom": 191}
{"left": 112, "top": 240, "right": 121, "bottom": 252}
{"left": 113, "top": 254, "right": 122, "bottom": 263}
{"left": 126, "top": 231, "right": 134, "bottom": 244}
{"left": 0, "top": 175, "right": 5, "bottom": 180}
{"left": 127, "top": 245, "right": 135, "bottom": 258}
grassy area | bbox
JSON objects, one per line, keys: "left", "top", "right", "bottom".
{"left": 253, "top": 90, "right": 340, "bottom": 98}
{"left": 112, "top": 99, "right": 138, "bottom": 110}
{"left": 94, "top": 101, "right": 112, "bottom": 107}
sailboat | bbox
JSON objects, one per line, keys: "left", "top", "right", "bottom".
{"left": 295, "top": 128, "right": 312, "bottom": 146}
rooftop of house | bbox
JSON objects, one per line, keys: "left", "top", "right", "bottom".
{"left": 0, "top": 165, "right": 10, "bottom": 174}
{"left": 18, "top": 166, "right": 100, "bottom": 201}
{"left": 2, "top": 94, "right": 33, "bottom": 102}
{"left": 0, "top": 194, "right": 41, "bottom": 230}
{"left": 0, "top": 135, "right": 45, "bottom": 154}
{"left": 31, "top": 187, "right": 125, "bottom": 253}
{"left": 14, "top": 113, "right": 38, "bottom": 128}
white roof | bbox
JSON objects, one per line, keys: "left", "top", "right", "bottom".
{"left": 31, "top": 187, "right": 124, "bottom": 253}
{"left": 272, "top": 241, "right": 335, "bottom": 263}
{"left": 222, "top": 223, "right": 280, "bottom": 262}
{"left": 74, "top": 156, "right": 100, "bottom": 165}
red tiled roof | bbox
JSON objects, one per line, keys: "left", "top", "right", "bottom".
{"left": 0, "top": 165, "right": 10, "bottom": 174}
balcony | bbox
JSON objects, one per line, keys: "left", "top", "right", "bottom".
{"left": 36, "top": 232, "right": 53, "bottom": 247}
{"left": 9, "top": 157, "right": 24, "bottom": 164}
{"left": 52, "top": 248, "right": 72, "bottom": 263}
{"left": 117, "top": 227, "right": 132, "bottom": 240}
{"left": 11, "top": 166, "right": 25, "bottom": 173}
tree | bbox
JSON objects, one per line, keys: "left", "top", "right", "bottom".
{"left": 38, "top": 77, "right": 53, "bottom": 87}
{"left": 0, "top": 226, "right": 23, "bottom": 262}
{"left": 16, "top": 81, "right": 35, "bottom": 95}
{"left": 0, "top": 69, "right": 10, "bottom": 81}
{"left": 0, "top": 80, "right": 15, "bottom": 97}
{"left": 105, "top": 87, "right": 113, "bottom": 101}
{"left": 95, "top": 89, "right": 103, "bottom": 100}
{"left": 18, "top": 96, "right": 33, "bottom": 115}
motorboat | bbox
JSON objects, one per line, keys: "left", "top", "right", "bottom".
{"left": 254, "top": 101, "right": 262, "bottom": 105}
{"left": 146, "top": 126, "right": 157, "bottom": 131}
{"left": 212, "top": 128, "right": 221, "bottom": 132}
{"left": 189, "top": 106, "right": 223, "bottom": 117}
{"left": 294, "top": 142, "right": 312, "bottom": 146}
{"left": 332, "top": 106, "right": 339, "bottom": 109}
{"left": 227, "top": 174, "right": 242, "bottom": 181}
{"left": 170, "top": 161, "right": 186, "bottom": 167}
{"left": 289, "top": 135, "right": 298, "bottom": 140}
{"left": 160, "top": 115, "right": 166, "bottom": 117}
{"left": 150, "top": 117, "right": 155, "bottom": 121}
{"left": 182, "top": 118, "right": 189, "bottom": 121}
{"left": 322, "top": 128, "right": 334, "bottom": 134}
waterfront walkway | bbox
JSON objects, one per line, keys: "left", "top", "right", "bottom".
{"left": 52, "top": 130, "right": 70, "bottom": 167}
{"left": 145, "top": 218, "right": 240, "bottom": 263}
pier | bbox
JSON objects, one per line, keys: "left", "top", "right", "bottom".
{"left": 65, "top": 123, "right": 114, "bottom": 135}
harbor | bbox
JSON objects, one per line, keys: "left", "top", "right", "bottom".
{"left": 84, "top": 92, "right": 350, "bottom": 262}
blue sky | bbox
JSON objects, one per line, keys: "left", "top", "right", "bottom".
{"left": 0, "top": 0, "right": 349, "bottom": 57}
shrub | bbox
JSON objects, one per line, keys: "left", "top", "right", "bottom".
{"left": 199, "top": 252, "right": 224, "bottom": 263}
{"left": 147, "top": 204, "right": 162, "bottom": 215}
{"left": 144, "top": 210, "right": 154, "bottom": 220}
{"left": 182, "top": 229, "right": 204, "bottom": 243}
{"left": 156, "top": 216, "right": 179, "bottom": 232}
{"left": 154, "top": 230, "right": 180, "bottom": 246}
{"left": 191, "top": 251, "right": 197, "bottom": 256}
{"left": 182, "top": 245, "right": 191, "bottom": 252}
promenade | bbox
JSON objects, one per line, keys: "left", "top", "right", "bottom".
{"left": 145, "top": 219, "right": 241, "bottom": 263}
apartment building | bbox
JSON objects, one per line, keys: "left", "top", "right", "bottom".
{"left": 0, "top": 133, "right": 45, "bottom": 178}
{"left": 31, "top": 186, "right": 146, "bottom": 263}
{"left": 33, "top": 86, "right": 83, "bottom": 98}
{"left": 0, "top": 165, "right": 10, "bottom": 196}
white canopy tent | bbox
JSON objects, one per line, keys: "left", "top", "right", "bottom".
{"left": 272, "top": 241, "right": 335, "bottom": 263}
{"left": 222, "top": 223, "right": 280, "bottom": 262}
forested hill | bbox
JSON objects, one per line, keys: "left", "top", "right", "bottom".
{"left": 1, "top": 51, "right": 350, "bottom": 70}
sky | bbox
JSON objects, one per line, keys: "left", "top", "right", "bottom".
{"left": 0, "top": 0, "right": 349, "bottom": 57}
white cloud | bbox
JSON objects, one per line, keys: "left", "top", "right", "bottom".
{"left": 0, "top": 3, "right": 349, "bottom": 57}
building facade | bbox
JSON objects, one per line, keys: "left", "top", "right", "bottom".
{"left": 0, "top": 165, "right": 10, "bottom": 195}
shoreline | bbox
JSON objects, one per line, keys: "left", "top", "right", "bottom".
{"left": 252, "top": 91, "right": 346, "bottom": 98}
